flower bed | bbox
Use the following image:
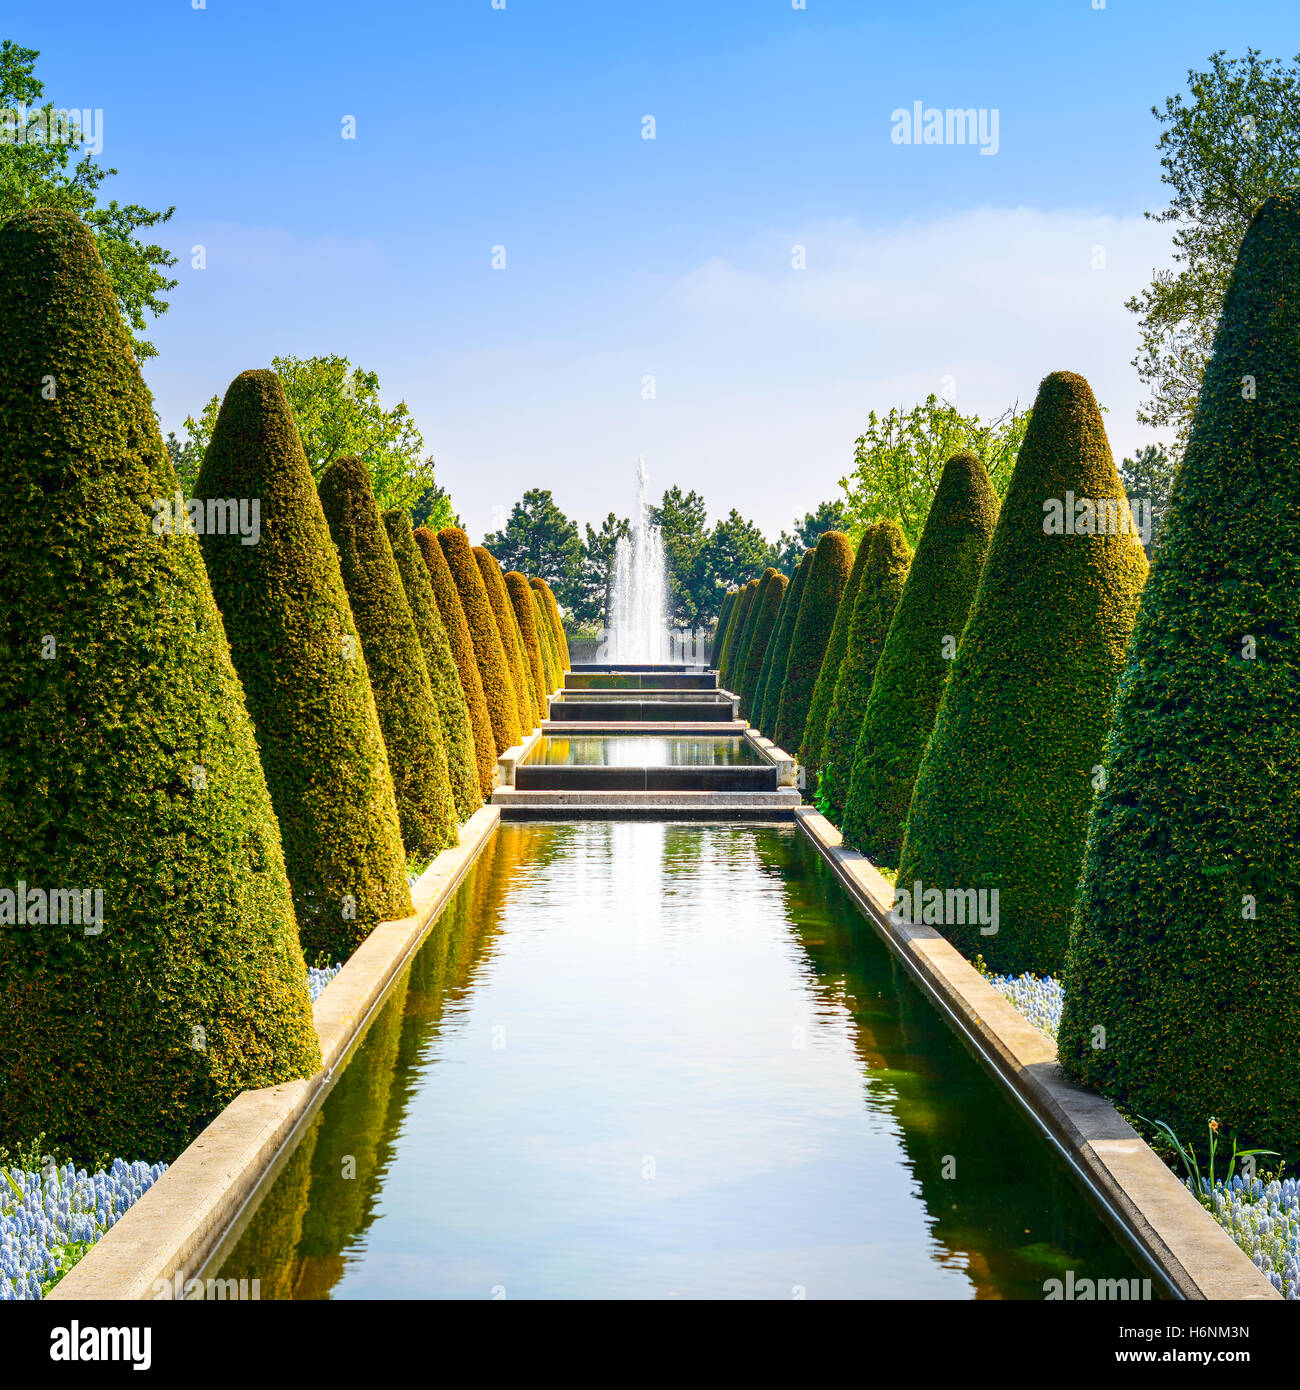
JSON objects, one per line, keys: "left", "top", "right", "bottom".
{"left": 987, "top": 970, "right": 1064, "bottom": 1041}
{"left": 1, "top": 1159, "right": 166, "bottom": 1299}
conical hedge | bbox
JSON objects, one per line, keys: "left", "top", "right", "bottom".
{"left": 774, "top": 532, "right": 854, "bottom": 755}
{"left": 415, "top": 528, "right": 496, "bottom": 798}
{"left": 711, "top": 589, "right": 738, "bottom": 667}
{"left": 800, "top": 530, "right": 875, "bottom": 783}
{"left": 195, "top": 370, "right": 413, "bottom": 961}
{"left": 0, "top": 210, "right": 320, "bottom": 1162}
{"left": 720, "top": 579, "right": 758, "bottom": 690}
{"left": 383, "top": 510, "right": 483, "bottom": 823}
{"left": 755, "top": 551, "right": 813, "bottom": 735}
{"left": 475, "top": 546, "right": 539, "bottom": 729}
{"left": 506, "top": 571, "right": 551, "bottom": 722}
{"left": 842, "top": 455, "right": 999, "bottom": 865}
{"left": 818, "top": 522, "right": 913, "bottom": 822}
{"left": 529, "top": 577, "right": 570, "bottom": 671}
{"left": 897, "top": 371, "right": 1147, "bottom": 975}
{"left": 441, "top": 527, "right": 521, "bottom": 754}
{"left": 319, "top": 458, "right": 459, "bottom": 859}
{"left": 732, "top": 569, "right": 778, "bottom": 704}
{"left": 738, "top": 572, "right": 787, "bottom": 720}
{"left": 531, "top": 586, "right": 560, "bottom": 692}
{"left": 1059, "top": 195, "right": 1300, "bottom": 1153}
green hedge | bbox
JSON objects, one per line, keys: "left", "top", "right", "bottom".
{"left": 506, "top": 571, "right": 551, "bottom": 720}
{"left": 711, "top": 590, "right": 737, "bottom": 668}
{"left": 440, "top": 527, "right": 521, "bottom": 754}
{"left": 755, "top": 551, "right": 814, "bottom": 736}
{"left": 719, "top": 579, "right": 758, "bottom": 689}
{"left": 0, "top": 210, "right": 320, "bottom": 1162}
{"left": 475, "top": 546, "right": 539, "bottom": 730}
{"left": 531, "top": 586, "right": 561, "bottom": 691}
{"left": 842, "top": 454, "right": 998, "bottom": 865}
{"left": 529, "top": 577, "right": 570, "bottom": 670}
{"left": 896, "top": 372, "right": 1147, "bottom": 975}
{"left": 774, "top": 532, "right": 854, "bottom": 756}
{"left": 732, "top": 568, "right": 778, "bottom": 712}
{"left": 319, "top": 458, "right": 459, "bottom": 859}
{"left": 414, "top": 527, "right": 496, "bottom": 798}
{"left": 196, "top": 370, "right": 413, "bottom": 961}
{"left": 1059, "top": 193, "right": 1300, "bottom": 1155}
{"left": 739, "top": 572, "right": 788, "bottom": 720}
{"left": 817, "top": 523, "right": 911, "bottom": 822}
{"left": 800, "top": 529, "right": 873, "bottom": 781}
{"left": 384, "top": 510, "right": 483, "bottom": 823}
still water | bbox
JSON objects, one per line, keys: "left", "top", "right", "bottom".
{"left": 525, "top": 735, "right": 761, "bottom": 767}
{"left": 217, "top": 822, "right": 1145, "bottom": 1299}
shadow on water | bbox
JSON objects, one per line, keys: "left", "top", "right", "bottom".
{"left": 218, "top": 822, "right": 1148, "bottom": 1300}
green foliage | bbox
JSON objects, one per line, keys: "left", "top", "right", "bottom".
{"left": 0, "top": 210, "right": 319, "bottom": 1161}
{"left": 196, "top": 370, "right": 413, "bottom": 960}
{"left": 842, "top": 453, "right": 999, "bottom": 865}
{"left": 839, "top": 394, "right": 1029, "bottom": 546}
{"left": 506, "top": 572, "right": 552, "bottom": 720}
{"left": 718, "top": 579, "right": 758, "bottom": 688}
{"left": 755, "top": 550, "right": 814, "bottom": 735}
{"left": 531, "top": 586, "right": 561, "bottom": 691}
{"left": 738, "top": 571, "right": 787, "bottom": 721}
{"left": 799, "top": 530, "right": 874, "bottom": 781}
{"left": 0, "top": 42, "right": 177, "bottom": 361}
{"left": 319, "top": 457, "right": 459, "bottom": 859}
{"left": 483, "top": 489, "right": 583, "bottom": 609}
{"left": 414, "top": 528, "right": 496, "bottom": 798}
{"left": 572, "top": 512, "right": 631, "bottom": 626}
{"left": 531, "top": 577, "right": 571, "bottom": 670}
{"left": 817, "top": 523, "right": 912, "bottom": 821}
{"left": 772, "top": 499, "right": 850, "bottom": 574}
{"left": 186, "top": 354, "right": 443, "bottom": 512}
{"left": 710, "top": 589, "right": 737, "bottom": 666}
{"left": 898, "top": 372, "right": 1147, "bottom": 976}
{"left": 650, "top": 485, "right": 713, "bottom": 627}
{"left": 440, "top": 528, "right": 521, "bottom": 754}
{"left": 1127, "top": 49, "right": 1300, "bottom": 455}
{"left": 730, "top": 568, "right": 777, "bottom": 704}
{"left": 1118, "top": 443, "right": 1176, "bottom": 559}
{"left": 1060, "top": 194, "right": 1300, "bottom": 1155}
{"left": 774, "top": 532, "right": 855, "bottom": 755}
{"left": 475, "top": 545, "right": 539, "bottom": 730}
{"left": 409, "top": 481, "right": 460, "bottom": 533}
{"left": 383, "top": 510, "right": 483, "bottom": 823}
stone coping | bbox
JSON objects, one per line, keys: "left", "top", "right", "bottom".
{"left": 539, "top": 720, "right": 748, "bottom": 734}
{"left": 47, "top": 805, "right": 502, "bottom": 1301}
{"left": 793, "top": 806, "right": 1279, "bottom": 1302}
{"left": 496, "top": 725, "right": 544, "bottom": 788}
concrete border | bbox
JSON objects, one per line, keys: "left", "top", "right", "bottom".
{"left": 792, "top": 806, "right": 1279, "bottom": 1302}
{"left": 496, "top": 725, "right": 544, "bottom": 788}
{"left": 48, "top": 805, "right": 502, "bottom": 1302}
{"left": 540, "top": 719, "right": 747, "bottom": 734}
{"left": 493, "top": 787, "right": 801, "bottom": 818}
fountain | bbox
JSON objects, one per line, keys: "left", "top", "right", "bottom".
{"left": 606, "top": 457, "right": 671, "bottom": 665}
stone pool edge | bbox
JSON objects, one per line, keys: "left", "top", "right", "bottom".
{"left": 793, "top": 805, "right": 1279, "bottom": 1303}
{"left": 47, "top": 804, "right": 502, "bottom": 1302}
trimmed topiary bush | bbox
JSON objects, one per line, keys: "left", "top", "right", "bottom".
{"left": 774, "top": 532, "right": 854, "bottom": 756}
{"left": 896, "top": 371, "right": 1147, "bottom": 976}
{"left": 711, "top": 589, "right": 738, "bottom": 667}
{"left": 383, "top": 510, "right": 483, "bottom": 823}
{"left": 719, "top": 579, "right": 759, "bottom": 690}
{"left": 1059, "top": 194, "right": 1300, "bottom": 1155}
{"left": 755, "top": 551, "right": 813, "bottom": 736}
{"left": 531, "top": 586, "right": 560, "bottom": 692}
{"left": 800, "top": 530, "right": 873, "bottom": 783}
{"left": 818, "top": 522, "right": 913, "bottom": 823}
{"left": 738, "top": 572, "right": 787, "bottom": 720}
{"left": 319, "top": 458, "right": 459, "bottom": 859}
{"left": 529, "top": 577, "right": 570, "bottom": 672}
{"left": 475, "top": 546, "right": 539, "bottom": 730}
{"left": 195, "top": 370, "right": 413, "bottom": 961}
{"left": 732, "top": 569, "right": 778, "bottom": 704}
{"left": 441, "top": 528, "right": 521, "bottom": 754}
{"left": 842, "top": 454, "right": 999, "bottom": 865}
{"left": 414, "top": 528, "right": 496, "bottom": 798}
{"left": 0, "top": 209, "right": 320, "bottom": 1162}
{"left": 506, "top": 571, "right": 551, "bottom": 722}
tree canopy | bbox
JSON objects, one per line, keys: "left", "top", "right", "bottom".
{"left": 482, "top": 488, "right": 584, "bottom": 606}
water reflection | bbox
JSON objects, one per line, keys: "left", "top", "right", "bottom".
{"left": 218, "top": 824, "right": 1145, "bottom": 1299}
{"left": 526, "top": 735, "right": 760, "bottom": 767}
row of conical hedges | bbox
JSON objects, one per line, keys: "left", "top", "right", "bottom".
{"left": 0, "top": 209, "right": 566, "bottom": 1163}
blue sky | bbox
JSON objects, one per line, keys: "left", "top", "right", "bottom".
{"left": 16, "top": 0, "right": 1300, "bottom": 540}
